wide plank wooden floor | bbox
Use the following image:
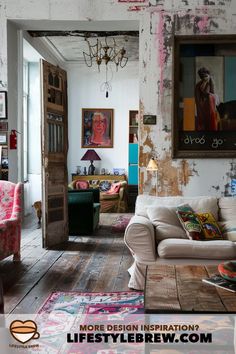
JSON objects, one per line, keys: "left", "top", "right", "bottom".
{"left": 0, "top": 213, "right": 133, "bottom": 314}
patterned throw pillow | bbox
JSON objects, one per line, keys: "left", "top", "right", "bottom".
{"left": 218, "top": 221, "right": 236, "bottom": 241}
{"left": 105, "top": 182, "right": 121, "bottom": 195}
{"left": 197, "top": 212, "right": 223, "bottom": 240}
{"left": 176, "top": 210, "right": 204, "bottom": 240}
{"left": 99, "top": 180, "right": 112, "bottom": 192}
{"left": 176, "top": 204, "right": 194, "bottom": 213}
{"left": 75, "top": 181, "right": 89, "bottom": 190}
{"left": 89, "top": 180, "right": 99, "bottom": 188}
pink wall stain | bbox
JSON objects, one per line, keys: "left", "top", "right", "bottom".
{"left": 197, "top": 15, "right": 209, "bottom": 32}
{"left": 127, "top": 5, "right": 146, "bottom": 11}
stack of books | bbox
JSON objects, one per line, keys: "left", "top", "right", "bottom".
{"left": 202, "top": 275, "right": 236, "bottom": 292}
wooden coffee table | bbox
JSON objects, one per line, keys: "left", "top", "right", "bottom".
{"left": 145, "top": 264, "right": 236, "bottom": 313}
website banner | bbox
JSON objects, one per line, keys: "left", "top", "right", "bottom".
{"left": 0, "top": 313, "right": 235, "bottom": 353}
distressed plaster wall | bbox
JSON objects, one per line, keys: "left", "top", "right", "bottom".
{"left": 0, "top": 0, "right": 236, "bottom": 196}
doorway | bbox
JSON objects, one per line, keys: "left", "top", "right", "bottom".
{"left": 23, "top": 39, "right": 42, "bottom": 216}
{"left": 14, "top": 22, "right": 139, "bottom": 244}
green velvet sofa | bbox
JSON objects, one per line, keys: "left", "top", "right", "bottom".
{"left": 68, "top": 189, "right": 100, "bottom": 235}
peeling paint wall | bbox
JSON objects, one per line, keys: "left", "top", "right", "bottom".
{"left": 1, "top": 0, "right": 236, "bottom": 196}
{"left": 137, "top": 0, "right": 236, "bottom": 197}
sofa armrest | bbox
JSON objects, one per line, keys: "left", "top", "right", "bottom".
{"left": 124, "top": 215, "right": 156, "bottom": 263}
{"left": 0, "top": 218, "right": 20, "bottom": 232}
{"left": 119, "top": 186, "right": 125, "bottom": 200}
{"left": 118, "top": 181, "right": 127, "bottom": 201}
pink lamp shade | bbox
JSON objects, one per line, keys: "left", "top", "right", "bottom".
{"left": 81, "top": 149, "right": 101, "bottom": 161}
{"left": 81, "top": 149, "right": 101, "bottom": 175}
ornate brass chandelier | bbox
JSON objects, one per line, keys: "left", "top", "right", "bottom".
{"left": 83, "top": 37, "right": 128, "bottom": 72}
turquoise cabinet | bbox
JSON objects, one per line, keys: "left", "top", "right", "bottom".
{"left": 128, "top": 163, "right": 138, "bottom": 185}
{"left": 128, "top": 110, "right": 139, "bottom": 186}
{"left": 128, "top": 143, "right": 138, "bottom": 185}
{"left": 129, "top": 143, "right": 138, "bottom": 164}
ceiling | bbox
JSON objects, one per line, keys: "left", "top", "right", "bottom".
{"left": 28, "top": 30, "right": 139, "bottom": 63}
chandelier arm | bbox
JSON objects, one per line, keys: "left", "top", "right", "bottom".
{"left": 107, "top": 47, "right": 114, "bottom": 59}
{"left": 105, "top": 37, "right": 109, "bottom": 47}
{"left": 83, "top": 52, "right": 93, "bottom": 67}
{"left": 83, "top": 36, "right": 128, "bottom": 72}
{"left": 120, "top": 56, "right": 128, "bottom": 68}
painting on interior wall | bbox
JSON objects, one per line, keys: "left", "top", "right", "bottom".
{"left": 81, "top": 108, "right": 114, "bottom": 148}
{"left": 173, "top": 35, "right": 236, "bottom": 158}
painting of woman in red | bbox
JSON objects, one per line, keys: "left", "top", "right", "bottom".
{"left": 90, "top": 112, "right": 111, "bottom": 146}
{"left": 195, "top": 67, "right": 219, "bottom": 131}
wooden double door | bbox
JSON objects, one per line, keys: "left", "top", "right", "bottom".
{"left": 41, "top": 60, "right": 69, "bottom": 248}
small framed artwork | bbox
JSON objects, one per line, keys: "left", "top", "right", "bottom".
{"left": 231, "top": 179, "right": 236, "bottom": 196}
{"left": 0, "top": 91, "right": 7, "bottom": 119}
{"left": 0, "top": 132, "right": 7, "bottom": 145}
{"left": 113, "top": 168, "right": 125, "bottom": 176}
{"left": 143, "top": 115, "right": 157, "bottom": 125}
{"left": 82, "top": 108, "right": 113, "bottom": 148}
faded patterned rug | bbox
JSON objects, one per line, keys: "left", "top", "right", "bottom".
{"left": 110, "top": 214, "right": 133, "bottom": 233}
{"left": 38, "top": 291, "right": 144, "bottom": 315}
{"left": 36, "top": 291, "right": 144, "bottom": 353}
{"left": 100, "top": 212, "right": 133, "bottom": 231}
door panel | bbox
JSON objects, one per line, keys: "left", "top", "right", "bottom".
{"left": 41, "top": 60, "right": 68, "bottom": 248}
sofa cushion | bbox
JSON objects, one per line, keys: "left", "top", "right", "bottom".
{"left": 99, "top": 180, "right": 112, "bottom": 192}
{"left": 147, "top": 206, "right": 187, "bottom": 241}
{"left": 218, "top": 221, "right": 236, "bottom": 241}
{"left": 197, "top": 212, "right": 223, "bottom": 240}
{"left": 105, "top": 182, "right": 121, "bottom": 194}
{"left": 75, "top": 180, "right": 89, "bottom": 190}
{"left": 136, "top": 195, "right": 218, "bottom": 219}
{"left": 218, "top": 197, "right": 236, "bottom": 221}
{"left": 176, "top": 210, "right": 204, "bottom": 240}
{"left": 158, "top": 239, "right": 236, "bottom": 259}
{"left": 177, "top": 204, "right": 194, "bottom": 212}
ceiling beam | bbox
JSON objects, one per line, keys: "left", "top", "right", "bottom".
{"left": 28, "top": 30, "right": 139, "bottom": 38}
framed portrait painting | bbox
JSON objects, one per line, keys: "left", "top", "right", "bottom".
{"left": 173, "top": 35, "right": 236, "bottom": 158}
{"left": 0, "top": 91, "right": 7, "bottom": 119}
{"left": 81, "top": 108, "right": 114, "bottom": 148}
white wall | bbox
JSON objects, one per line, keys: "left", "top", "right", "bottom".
{"left": 7, "top": 21, "right": 19, "bottom": 183}
{"left": 23, "top": 41, "right": 43, "bottom": 215}
{"left": 27, "top": 62, "right": 42, "bottom": 212}
{"left": 67, "top": 61, "right": 139, "bottom": 180}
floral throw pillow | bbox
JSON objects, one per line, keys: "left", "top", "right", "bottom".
{"left": 75, "top": 180, "right": 89, "bottom": 190}
{"left": 99, "top": 180, "right": 112, "bottom": 192}
{"left": 176, "top": 210, "right": 205, "bottom": 240}
{"left": 218, "top": 221, "right": 236, "bottom": 241}
{"left": 105, "top": 182, "right": 121, "bottom": 195}
{"left": 176, "top": 204, "right": 194, "bottom": 213}
{"left": 197, "top": 212, "right": 223, "bottom": 240}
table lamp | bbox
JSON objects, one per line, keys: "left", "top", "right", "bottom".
{"left": 81, "top": 149, "right": 101, "bottom": 175}
{"left": 146, "top": 157, "right": 158, "bottom": 196}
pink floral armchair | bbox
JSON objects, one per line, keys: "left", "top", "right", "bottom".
{"left": 0, "top": 181, "right": 22, "bottom": 261}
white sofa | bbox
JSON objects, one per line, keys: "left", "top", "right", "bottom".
{"left": 124, "top": 195, "right": 236, "bottom": 290}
